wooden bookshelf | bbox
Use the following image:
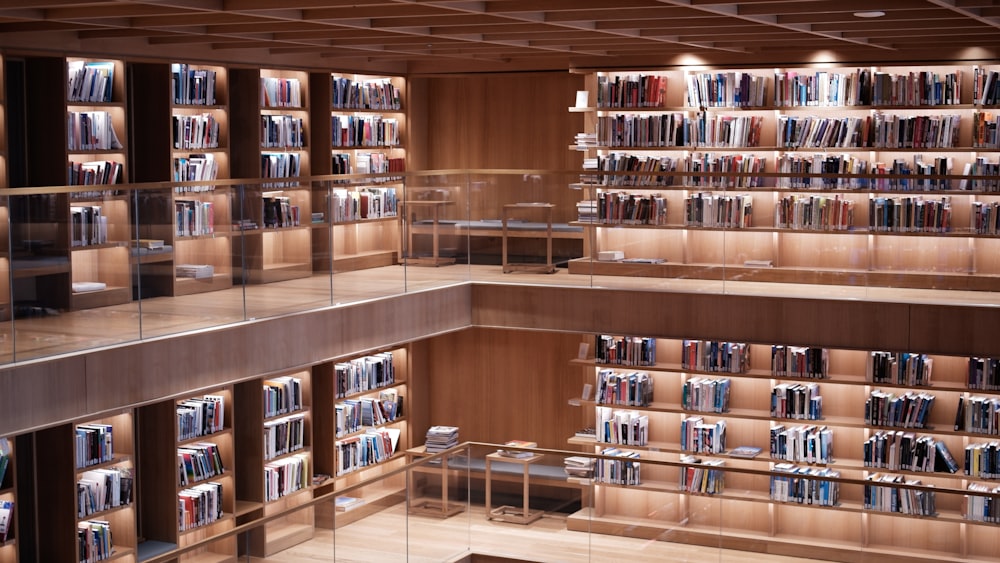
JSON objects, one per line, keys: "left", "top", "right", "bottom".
{"left": 130, "top": 62, "right": 234, "bottom": 298}
{"left": 230, "top": 67, "right": 311, "bottom": 285}
{"left": 569, "top": 65, "right": 1000, "bottom": 293}
{"left": 234, "top": 370, "right": 313, "bottom": 558}
{"left": 308, "top": 71, "right": 405, "bottom": 274}
{"left": 12, "top": 56, "right": 131, "bottom": 312}
{"left": 35, "top": 412, "right": 136, "bottom": 562}
{"left": 312, "top": 347, "right": 409, "bottom": 529}
{"left": 136, "top": 388, "right": 236, "bottom": 562}
{"left": 567, "top": 335, "right": 1000, "bottom": 563}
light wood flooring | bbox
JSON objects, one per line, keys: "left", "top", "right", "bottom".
{"left": 259, "top": 502, "right": 829, "bottom": 563}
{"left": 4, "top": 263, "right": 1000, "bottom": 363}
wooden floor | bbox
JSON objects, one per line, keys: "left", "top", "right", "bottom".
{"left": 4, "top": 263, "right": 1000, "bottom": 363}
{"left": 259, "top": 501, "right": 830, "bottom": 563}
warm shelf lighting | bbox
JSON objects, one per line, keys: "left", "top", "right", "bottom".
{"left": 853, "top": 10, "right": 886, "bottom": 18}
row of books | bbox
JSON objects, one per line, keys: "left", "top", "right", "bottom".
{"left": 972, "top": 111, "right": 999, "bottom": 148}
{"left": 262, "top": 195, "right": 301, "bottom": 228}
{"left": 967, "top": 441, "right": 1000, "bottom": 478}
{"left": 770, "top": 424, "right": 833, "bottom": 464}
{"left": 955, "top": 396, "right": 1000, "bottom": 435}
{"left": 965, "top": 482, "right": 1000, "bottom": 523}
{"left": 260, "top": 77, "right": 302, "bottom": 108}
{"left": 681, "top": 340, "right": 750, "bottom": 374}
{"left": 581, "top": 154, "right": 680, "bottom": 187}
{"left": 175, "top": 199, "right": 216, "bottom": 237}
{"left": 683, "top": 193, "right": 752, "bottom": 228}
{"left": 771, "top": 383, "right": 822, "bottom": 420}
{"left": 771, "top": 344, "right": 830, "bottom": 379}
{"left": 682, "top": 377, "right": 730, "bottom": 413}
{"left": 678, "top": 456, "right": 724, "bottom": 494}
{"left": 171, "top": 63, "right": 217, "bottom": 106}
{"left": 334, "top": 352, "right": 395, "bottom": 398}
{"left": 687, "top": 72, "right": 767, "bottom": 109}
{"left": 871, "top": 352, "right": 933, "bottom": 387}
{"left": 686, "top": 153, "right": 768, "bottom": 189}
{"left": 335, "top": 391, "right": 403, "bottom": 438}
{"left": 68, "top": 60, "right": 115, "bottom": 103}
{"left": 869, "top": 196, "right": 952, "bottom": 233}
{"left": 178, "top": 442, "right": 225, "bottom": 485}
{"left": 865, "top": 390, "right": 935, "bottom": 429}
{"left": 972, "top": 202, "right": 1000, "bottom": 235}
{"left": 331, "top": 76, "right": 401, "bottom": 110}
{"left": 263, "top": 413, "right": 306, "bottom": 461}
{"left": 76, "top": 424, "right": 115, "bottom": 469}
{"left": 777, "top": 113, "right": 962, "bottom": 150}
{"left": 596, "top": 74, "right": 667, "bottom": 108}
{"left": 595, "top": 113, "right": 764, "bottom": 149}
{"left": 69, "top": 160, "right": 123, "bottom": 186}
{"left": 261, "top": 114, "right": 305, "bottom": 149}
{"left": 172, "top": 154, "right": 218, "bottom": 182}
{"left": 594, "top": 447, "right": 640, "bottom": 485}
{"left": 70, "top": 205, "right": 109, "bottom": 247}
{"left": 335, "top": 428, "right": 400, "bottom": 476}
{"left": 263, "top": 375, "right": 304, "bottom": 418}
{"left": 69, "top": 111, "right": 123, "bottom": 151}
{"left": 775, "top": 195, "right": 854, "bottom": 231}
{"left": 173, "top": 113, "right": 220, "bottom": 150}
{"left": 331, "top": 115, "right": 400, "bottom": 148}
{"left": 594, "top": 191, "right": 667, "bottom": 225}
{"left": 77, "top": 466, "right": 133, "bottom": 517}
{"left": 596, "top": 407, "right": 649, "bottom": 446}
{"left": 969, "top": 357, "right": 1000, "bottom": 390}
{"left": 775, "top": 154, "right": 955, "bottom": 191}
{"left": 260, "top": 152, "right": 301, "bottom": 179}
{"left": 595, "top": 335, "right": 657, "bottom": 367}
{"left": 332, "top": 152, "right": 405, "bottom": 178}
{"left": 774, "top": 69, "right": 961, "bottom": 108}
{"left": 595, "top": 369, "right": 654, "bottom": 407}
{"left": 974, "top": 67, "right": 1000, "bottom": 106}
{"left": 863, "top": 431, "right": 959, "bottom": 473}
{"left": 770, "top": 464, "right": 840, "bottom": 506}
{"left": 178, "top": 481, "right": 223, "bottom": 531}
{"left": 864, "top": 473, "right": 936, "bottom": 516}
{"left": 681, "top": 416, "right": 726, "bottom": 454}
{"left": 176, "top": 394, "right": 225, "bottom": 441}
{"left": 264, "top": 454, "right": 308, "bottom": 501}
{"left": 329, "top": 187, "right": 398, "bottom": 222}
{"left": 78, "top": 519, "right": 114, "bottom": 563}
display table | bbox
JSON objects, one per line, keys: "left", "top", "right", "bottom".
{"left": 485, "top": 451, "right": 546, "bottom": 524}
{"left": 405, "top": 200, "right": 456, "bottom": 266}
{"left": 502, "top": 203, "right": 556, "bottom": 274}
{"left": 405, "top": 446, "right": 465, "bottom": 518}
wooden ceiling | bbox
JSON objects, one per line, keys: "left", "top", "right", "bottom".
{"left": 0, "top": 0, "right": 997, "bottom": 73}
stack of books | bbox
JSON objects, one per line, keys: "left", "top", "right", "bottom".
{"left": 497, "top": 440, "right": 537, "bottom": 459}
{"left": 177, "top": 264, "right": 214, "bottom": 279}
{"left": 334, "top": 495, "right": 365, "bottom": 512}
{"left": 564, "top": 456, "right": 595, "bottom": 479}
{"left": 424, "top": 426, "right": 459, "bottom": 453}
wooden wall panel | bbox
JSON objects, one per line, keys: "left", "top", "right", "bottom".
{"left": 422, "top": 327, "right": 583, "bottom": 449}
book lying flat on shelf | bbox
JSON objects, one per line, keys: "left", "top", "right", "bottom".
{"left": 497, "top": 440, "right": 538, "bottom": 458}
{"left": 132, "top": 239, "right": 164, "bottom": 250}
{"left": 72, "top": 281, "right": 107, "bottom": 293}
{"left": 621, "top": 258, "right": 666, "bottom": 264}
{"left": 575, "top": 427, "right": 597, "bottom": 438}
{"left": 425, "top": 425, "right": 459, "bottom": 453}
{"left": 564, "top": 455, "right": 596, "bottom": 478}
{"left": 335, "top": 496, "right": 365, "bottom": 512}
{"left": 176, "top": 264, "right": 214, "bottom": 279}
{"left": 729, "top": 446, "right": 763, "bottom": 459}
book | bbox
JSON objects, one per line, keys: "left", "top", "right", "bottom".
{"left": 497, "top": 440, "right": 538, "bottom": 458}
{"left": 335, "top": 495, "right": 365, "bottom": 512}
{"left": 729, "top": 446, "right": 762, "bottom": 459}
{"left": 0, "top": 499, "right": 11, "bottom": 542}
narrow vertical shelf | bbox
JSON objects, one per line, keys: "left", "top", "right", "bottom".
{"left": 234, "top": 370, "right": 314, "bottom": 558}
{"left": 230, "top": 68, "right": 311, "bottom": 285}
{"left": 309, "top": 72, "right": 405, "bottom": 274}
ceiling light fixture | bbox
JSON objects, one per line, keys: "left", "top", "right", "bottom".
{"left": 853, "top": 10, "right": 886, "bottom": 18}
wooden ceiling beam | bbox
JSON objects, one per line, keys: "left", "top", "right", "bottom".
{"left": 43, "top": 5, "right": 191, "bottom": 19}
{"left": 485, "top": 0, "right": 664, "bottom": 12}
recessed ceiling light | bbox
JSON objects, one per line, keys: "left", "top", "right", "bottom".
{"left": 854, "top": 10, "right": 886, "bottom": 18}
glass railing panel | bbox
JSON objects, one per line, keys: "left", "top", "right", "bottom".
{"left": 132, "top": 183, "right": 247, "bottom": 339}
{"left": 399, "top": 172, "right": 472, "bottom": 293}
{"left": 403, "top": 444, "right": 474, "bottom": 562}
{"left": 232, "top": 179, "right": 331, "bottom": 320}
{"left": 8, "top": 186, "right": 141, "bottom": 361}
